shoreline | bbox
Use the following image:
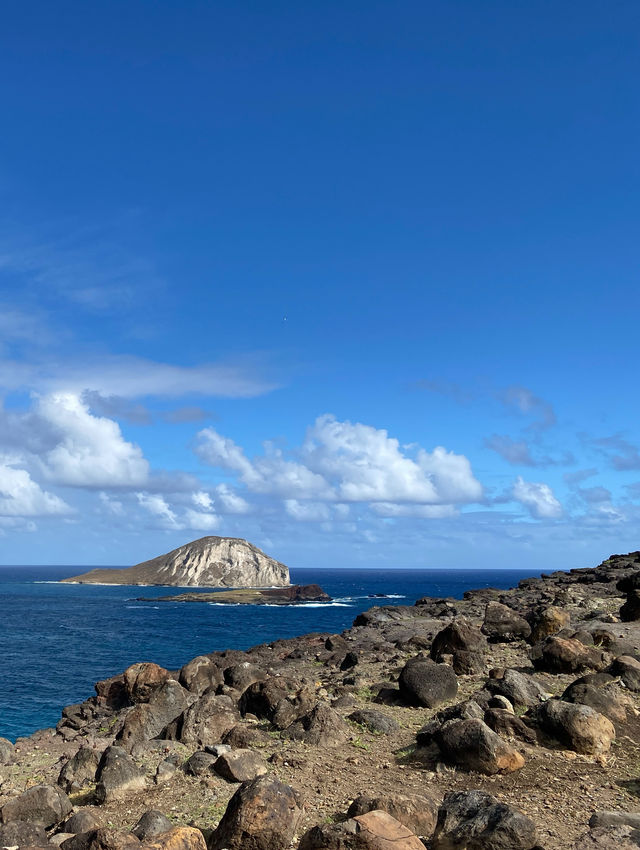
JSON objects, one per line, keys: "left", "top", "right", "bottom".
{"left": 2, "top": 551, "right": 640, "bottom": 849}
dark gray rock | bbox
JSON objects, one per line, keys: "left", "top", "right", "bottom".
{"left": 573, "top": 824, "right": 640, "bottom": 849}
{"left": 431, "top": 790, "right": 537, "bottom": 850}
{"left": 183, "top": 751, "right": 217, "bottom": 776}
{"left": 590, "top": 812, "right": 640, "bottom": 829}
{"left": 155, "top": 758, "right": 178, "bottom": 784}
{"left": 131, "top": 811, "right": 174, "bottom": 840}
{"left": 486, "top": 669, "right": 548, "bottom": 709}
{"left": 94, "top": 746, "right": 145, "bottom": 803}
{"left": 58, "top": 746, "right": 101, "bottom": 793}
{"left": 0, "top": 819, "right": 50, "bottom": 847}
{"left": 117, "top": 680, "right": 191, "bottom": 749}
{"left": 620, "top": 591, "right": 640, "bottom": 622}
{"left": 609, "top": 656, "right": 640, "bottom": 691}
{"left": 0, "top": 737, "right": 14, "bottom": 765}
{"left": 164, "top": 691, "right": 238, "bottom": 747}
{"left": 482, "top": 602, "right": 531, "bottom": 642}
{"left": 434, "top": 719, "right": 525, "bottom": 775}
{"left": 562, "top": 675, "right": 628, "bottom": 723}
{"left": 416, "top": 700, "right": 484, "bottom": 747}
{"left": 483, "top": 709, "right": 537, "bottom": 744}
{"left": 0, "top": 783, "right": 72, "bottom": 828}
{"left": 224, "top": 663, "right": 267, "bottom": 692}
{"left": 286, "top": 703, "right": 350, "bottom": 747}
{"left": 431, "top": 618, "right": 486, "bottom": 660}
{"left": 63, "top": 808, "right": 105, "bottom": 834}
{"left": 398, "top": 656, "right": 458, "bottom": 708}
{"left": 340, "top": 652, "right": 359, "bottom": 671}
{"left": 347, "top": 709, "right": 399, "bottom": 735}
{"left": 452, "top": 650, "right": 486, "bottom": 675}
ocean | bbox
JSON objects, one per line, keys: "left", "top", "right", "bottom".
{"left": 1, "top": 565, "right": 542, "bottom": 741}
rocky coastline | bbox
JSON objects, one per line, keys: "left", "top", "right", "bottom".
{"left": 137, "top": 585, "right": 332, "bottom": 606}
{"left": 3, "top": 552, "right": 640, "bottom": 850}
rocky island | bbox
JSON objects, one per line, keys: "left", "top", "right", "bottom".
{"left": 60, "top": 537, "right": 290, "bottom": 588}
{"left": 138, "top": 584, "right": 332, "bottom": 606}
{"left": 5, "top": 551, "right": 640, "bottom": 850}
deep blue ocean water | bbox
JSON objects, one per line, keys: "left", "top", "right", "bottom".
{"left": 0, "top": 565, "right": 543, "bottom": 741}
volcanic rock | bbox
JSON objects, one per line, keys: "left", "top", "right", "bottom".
{"left": 347, "top": 793, "right": 439, "bottom": 837}
{"left": 431, "top": 790, "right": 538, "bottom": 850}
{"left": 0, "top": 783, "right": 72, "bottom": 828}
{"left": 209, "top": 775, "right": 301, "bottom": 850}
{"left": 434, "top": 718, "right": 525, "bottom": 774}
{"left": 398, "top": 657, "right": 458, "bottom": 708}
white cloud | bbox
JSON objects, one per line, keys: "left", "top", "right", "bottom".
{"left": 302, "top": 415, "right": 483, "bottom": 504}
{"left": 192, "top": 490, "right": 214, "bottom": 511}
{"left": 512, "top": 476, "right": 562, "bottom": 519}
{"left": 215, "top": 483, "right": 250, "bottom": 514}
{"left": 136, "top": 492, "right": 180, "bottom": 528}
{"left": 183, "top": 508, "right": 220, "bottom": 531}
{"left": 39, "top": 393, "right": 149, "bottom": 488}
{"left": 197, "top": 415, "right": 483, "bottom": 509}
{"left": 284, "top": 500, "right": 331, "bottom": 521}
{"left": 0, "top": 460, "right": 71, "bottom": 517}
{"left": 196, "top": 429, "right": 333, "bottom": 498}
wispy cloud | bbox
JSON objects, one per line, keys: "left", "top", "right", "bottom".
{"left": 0, "top": 354, "right": 277, "bottom": 399}
{"left": 499, "top": 385, "right": 556, "bottom": 431}
{"left": 591, "top": 434, "right": 640, "bottom": 470}
{"left": 485, "top": 433, "right": 573, "bottom": 467}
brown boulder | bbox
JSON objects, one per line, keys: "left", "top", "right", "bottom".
{"left": 531, "top": 637, "right": 609, "bottom": 674}
{"left": 142, "top": 827, "right": 207, "bottom": 850}
{"left": 213, "top": 749, "right": 268, "bottom": 783}
{"left": 123, "top": 663, "right": 171, "bottom": 703}
{"left": 529, "top": 606, "right": 570, "bottom": 643}
{"left": 209, "top": 775, "right": 301, "bottom": 850}
{"left": 299, "top": 811, "right": 425, "bottom": 850}
{"left": 178, "top": 657, "right": 223, "bottom": 695}
{"left": 531, "top": 699, "right": 615, "bottom": 755}
{"left": 347, "top": 794, "right": 438, "bottom": 837}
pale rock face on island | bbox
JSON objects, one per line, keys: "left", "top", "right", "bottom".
{"left": 60, "top": 536, "right": 291, "bottom": 587}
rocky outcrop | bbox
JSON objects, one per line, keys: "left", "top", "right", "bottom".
{"left": 61, "top": 536, "right": 290, "bottom": 587}
{"left": 142, "top": 584, "right": 330, "bottom": 605}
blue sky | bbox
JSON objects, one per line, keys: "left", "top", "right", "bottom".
{"left": 0, "top": 1, "right": 639, "bottom": 569}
